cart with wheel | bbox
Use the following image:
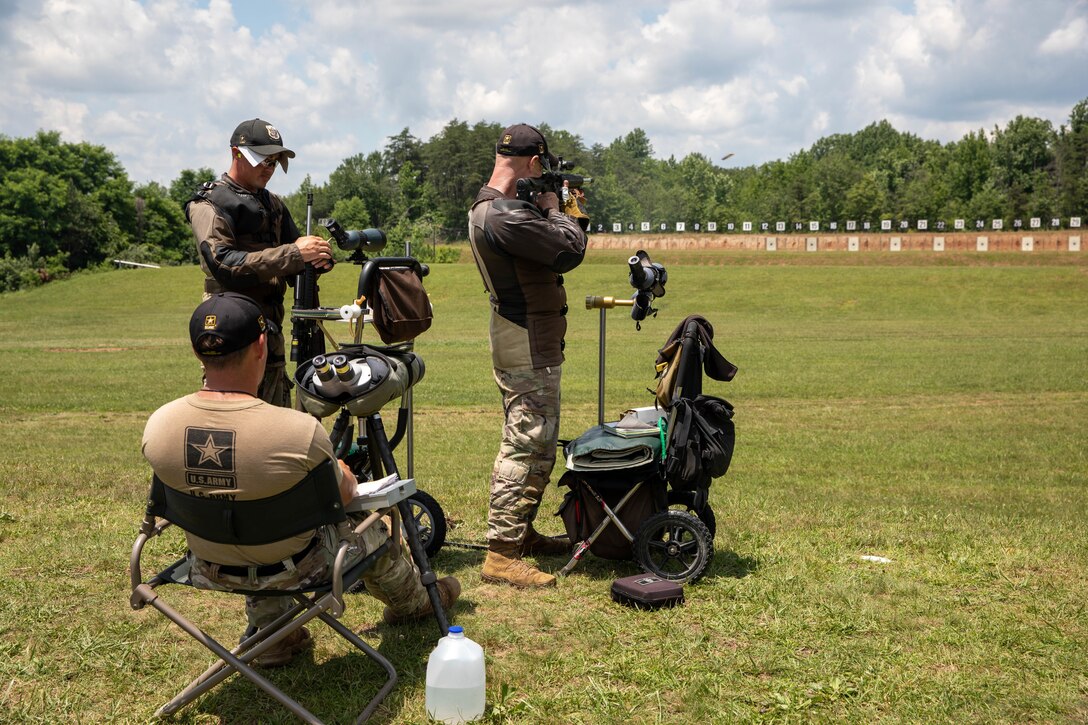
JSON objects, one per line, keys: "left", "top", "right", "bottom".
{"left": 555, "top": 253, "right": 736, "bottom": 584}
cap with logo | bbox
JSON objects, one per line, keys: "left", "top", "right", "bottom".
{"left": 190, "top": 292, "right": 277, "bottom": 356}
{"left": 230, "top": 118, "right": 295, "bottom": 172}
{"left": 496, "top": 123, "right": 559, "bottom": 169}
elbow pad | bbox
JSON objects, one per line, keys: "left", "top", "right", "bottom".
{"left": 553, "top": 249, "right": 585, "bottom": 274}
{"left": 199, "top": 241, "right": 259, "bottom": 288}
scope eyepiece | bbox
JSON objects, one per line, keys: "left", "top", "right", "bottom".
{"left": 628, "top": 250, "right": 667, "bottom": 298}
{"left": 323, "top": 218, "right": 387, "bottom": 252}
{"left": 628, "top": 255, "right": 654, "bottom": 290}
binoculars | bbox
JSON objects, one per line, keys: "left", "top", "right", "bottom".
{"left": 295, "top": 346, "right": 425, "bottom": 418}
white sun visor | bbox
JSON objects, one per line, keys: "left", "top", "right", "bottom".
{"left": 237, "top": 146, "right": 288, "bottom": 172}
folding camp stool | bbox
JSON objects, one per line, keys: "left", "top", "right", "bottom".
{"left": 557, "top": 464, "right": 666, "bottom": 576}
{"left": 129, "top": 459, "right": 428, "bottom": 724}
{"left": 559, "top": 477, "right": 649, "bottom": 575}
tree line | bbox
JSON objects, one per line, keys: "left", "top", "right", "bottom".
{"left": 2, "top": 97, "right": 1085, "bottom": 292}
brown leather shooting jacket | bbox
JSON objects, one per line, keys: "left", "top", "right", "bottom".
{"left": 468, "top": 186, "right": 588, "bottom": 370}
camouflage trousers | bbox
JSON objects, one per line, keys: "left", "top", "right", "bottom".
{"left": 487, "top": 365, "right": 562, "bottom": 546}
{"left": 190, "top": 515, "right": 429, "bottom": 629}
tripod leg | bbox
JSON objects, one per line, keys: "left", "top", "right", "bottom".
{"left": 397, "top": 499, "right": 449, "bottom": 635}
{"left": 366, "top": 415, "right": 450, "bottom": 636}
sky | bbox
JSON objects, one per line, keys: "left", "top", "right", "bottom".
{"left": 1, "top": 0, "right": 1086, "bottom": 194}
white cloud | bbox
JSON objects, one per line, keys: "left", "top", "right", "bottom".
{"left": 916, "top": 0, "right": 967, "bottom": 52}
{"left": 779, "top": 75, "right": 809, "bottom": 97}
{"left": 31, "top": 97, "right": 89, "bottom": 140}
{"left": 19, "top": 0, "right": 190, "bottom": 92}
{"left": 852, "top": 0, "right": 972, "bottom": 107}
{"left": 641, "top": 79, "right": 772, "bottom": 133}
{"left": 854, "top": 52, "right": 906, "bottom": 103}
{"left": 1039, "top": 16, "right": 1088, "bottom": 55}
{"left": 0, "top": 0, "right": 1085, "bottom": 188}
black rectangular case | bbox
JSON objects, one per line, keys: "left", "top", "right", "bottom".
{"left": 610, "top": 574, "right": 684, "bottom": 609}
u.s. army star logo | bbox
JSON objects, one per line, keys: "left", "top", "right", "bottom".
{"left": 184, "top": 427, "right": 237, "bottom": 488}
{"left": 191, "top": 434, "right": 226, "bottom": 465}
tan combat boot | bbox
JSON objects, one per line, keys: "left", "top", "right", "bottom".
{"left": 383, "top": 576, "right": 462, "bottom": 625}
{"left": 254, "top": 626, "right": 313, "bottom": 668}
{"left": 481, "top": 543, "right": 557, "bottom": 588}
{"left": 521, "top": 526, "right": 572, "bottom": 557}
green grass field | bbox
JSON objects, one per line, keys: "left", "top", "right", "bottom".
{"left": 1, "top": 249, "right": 1086, "bottom": 723}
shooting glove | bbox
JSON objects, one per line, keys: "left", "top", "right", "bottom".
{"left": 562, "top": 187, "right": 589, "bottom": 223}
{"left": 535, "top": 191, "right": 560, "bottom": 215}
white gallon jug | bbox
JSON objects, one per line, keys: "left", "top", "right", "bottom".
{"left": 425, "top": 625, "right": 485, "bottom": 723}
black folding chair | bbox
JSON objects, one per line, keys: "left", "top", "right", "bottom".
{"left": 129, "top": 458, "right": 407, "bottom": 723}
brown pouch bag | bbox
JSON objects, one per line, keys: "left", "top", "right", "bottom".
{"left": 371, "top": 267, "right": 433, "bottom": 344}
{"left": 654, "top": 339, "right": 682, "bottom": 408}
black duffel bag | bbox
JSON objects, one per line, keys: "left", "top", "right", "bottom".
{"left": 664, "top": 394, "right": 735, "bottom": 491}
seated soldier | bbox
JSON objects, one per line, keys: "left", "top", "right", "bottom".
{"left": 142, "top": 292, "right": 460, "bottom": 667}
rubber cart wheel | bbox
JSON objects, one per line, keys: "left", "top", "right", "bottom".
{"left": 633, "top": 510, "right": 713, "bottom": 583}
{"left": 406, "top": 489, "right": 447, "bottom": 558}
{"left": 666, "top": 490, "right": 717, "bottom": 540}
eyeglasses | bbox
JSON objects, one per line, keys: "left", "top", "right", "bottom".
{"left": 258, "top": 153, "right": 281, "bottom": 169}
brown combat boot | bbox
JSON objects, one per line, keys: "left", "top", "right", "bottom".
{"left": 383, "top": 576, "right": 462, "bottom": 625}
{"left": 521, "top": 526, "right": 572, "bottom": 557}
{"left": 481, "top": 543, "right": 557, "bottom": 588}
{"left": 254, "top": 626, "right": 313, "bottom": 668}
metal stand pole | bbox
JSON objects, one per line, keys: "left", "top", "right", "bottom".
{"left": 586, "top": 294, "right": 635, "bottom": 427}
{"left": 406, "top": 386, "right": 414, "bottom": 479}
{"left": 598, "top": 308, "right": 606, "bottom": 427}
{"left": 403, "top": 240, "right": 415, "bottom": 480}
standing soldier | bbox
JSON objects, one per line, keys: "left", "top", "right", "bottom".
{"left": 467, "top": 124, "right": 589, "bottom": 588}
{"left": 185, "top": 118, "right": 334, "bottom": 407}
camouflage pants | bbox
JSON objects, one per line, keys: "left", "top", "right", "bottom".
{"left": 190, "top": 515, "right": 429, "bottom": 629}
{"left": 487, "top": 366, "right": 561, "bottom": 546}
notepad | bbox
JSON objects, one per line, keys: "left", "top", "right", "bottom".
{"left": 356, "top": 473, "right": 402, "bottom": 496}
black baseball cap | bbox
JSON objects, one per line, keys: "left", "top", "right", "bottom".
{"left": 230, "top": 118, "right": 296, "bottom": 170}
{"left": 189, "top": 293, "right": 276, "bottom": 356}
{"left": 496, "top": 123, "right": 559, "bottom": 168}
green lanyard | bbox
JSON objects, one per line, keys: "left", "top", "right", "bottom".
{"left": 658, "top": 416, "right": 668, "bottom": 459}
